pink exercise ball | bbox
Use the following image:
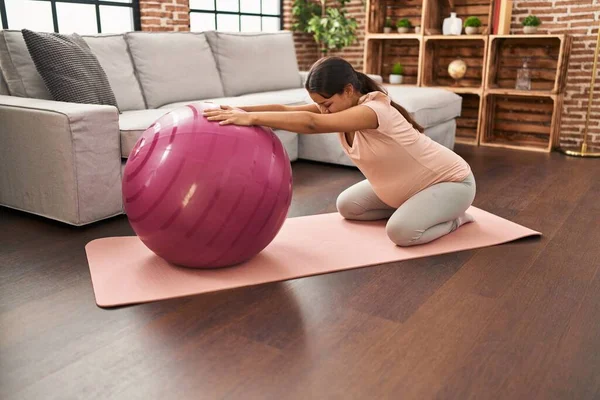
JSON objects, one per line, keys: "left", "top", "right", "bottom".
{"left": 122, "top": 103, "right": 293, "bottom": 268}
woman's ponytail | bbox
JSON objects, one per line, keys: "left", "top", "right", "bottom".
{"left": 355, "top": 71, "right": 424, "bottom": 133}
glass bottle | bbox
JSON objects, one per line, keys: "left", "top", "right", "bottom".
{"left": 515, "top": 57, "right": 531, "bottom": 91}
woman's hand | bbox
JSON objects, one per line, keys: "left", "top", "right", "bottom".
{"left": 209, "top": 104, "right": 244, "bottom": 112}
{"left": 203, "top": 106, "right": 254, "bottom": 126}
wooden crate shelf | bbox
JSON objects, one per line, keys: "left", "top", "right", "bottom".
{"left": 363, "top": 0, "right": 572, "bottom": 152}
{"left": 364, "top": 38, "right": 422, "bottom": 85}
{"left": 434, "top": 86, "right": 483, "bottom": 94}
{"left": 422, "top": 37, "right": 487, "bottom": 89}
{"left": 424, "top": 35, "right": 488, "bottom": 40}
{"left": 367, "top": 0, "right": 424, "bottom": 34}
{"left": 424, "top": 0, "right": 493, "bottom": 36}
{"left": 486, "top": 35, "right": 571, "bottom": 94}
{"left": 486, "top": 88, "right": 558, "bottom": 97}
{"left": 480, "top": 94, "right": 562, "bottom": 152}
{"left": 366, "top": 33, "right": 422, "bottom": 40}
{"left": 456, "top": 93, "right": 483, "bottom": 145}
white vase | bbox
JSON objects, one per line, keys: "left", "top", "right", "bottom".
{"left": 524, "top": 26, "right": 538, "bottom": 34}
{"left": 443, "top": 12, "right": 462, "bottom": 35}
{"left": 415, "top": 26, "right": 421, "bottom": 34}
{"left": 384, "top": 27, "right": 392, "bottom": 33}
{"left": 389, "top": 74, "right": 403, "bottom": 84}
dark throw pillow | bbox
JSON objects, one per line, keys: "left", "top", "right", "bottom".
{"left": 21, "top": 29, "right": 119, "bottom": 110}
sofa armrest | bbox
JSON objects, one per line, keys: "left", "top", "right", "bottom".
{"left": 0, "top": 95, "right": 122, "bottom": 225}
{"left": 299, "top": 71, "right": 383, "bottom": 86}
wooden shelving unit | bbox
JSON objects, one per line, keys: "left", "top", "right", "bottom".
{"left": 362, "top": 0, "right": 572, "bottom": 153}
{"left": 364, "top": 37, "right": 423, "bottom": 85}
{"left": 480, "top": 93, "right": 563, "bottom": 152}
{"left": 424, "top": 0, "right": 493, "bottom": 36}
{"left": 456, "top": 93, "right": 484, "bottom": 145}
{"left": 485, "top": 35, "right": 571, "bottom": 93}
{"left": 422, "top": 36, "right": 488, "bottom": 89}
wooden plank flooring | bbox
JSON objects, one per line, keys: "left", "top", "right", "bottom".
{"left": 1, "top": 144, "right": 599, "bottom": 399}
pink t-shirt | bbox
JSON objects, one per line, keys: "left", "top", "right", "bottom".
{"left": 338, "top": 91, "right": 472, "bottom": 208}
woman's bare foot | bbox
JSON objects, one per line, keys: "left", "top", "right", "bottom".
{"left": 453, "top": 212, "right": 475, "bottom": 231}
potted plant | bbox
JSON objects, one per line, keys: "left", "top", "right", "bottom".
{"left": 463, "top": 16, "right": 482, "bottom": 34}
{"left": 396, "top": 18, "right": 411, "bottom": 34}
{"left": 522, "top": 15, "right": 541, "bottom": 34}
{"left": 384, "top": 17, "right": 393, "bottom": 33}
{"left": 389, "top": 62, "right": 404, "bottom": 84}
{"left": 292, "top": 0, "right": 358, "bottom": 56}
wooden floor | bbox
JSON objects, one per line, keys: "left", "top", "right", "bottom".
{"left": 1, "top": 144, "right": 599, "bottom": 400}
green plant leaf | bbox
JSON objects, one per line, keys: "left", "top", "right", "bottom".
{"left": 464, "top": 16, "right": 482, "bottom": 27}
{"left": 291, "top": 0, "right": 359, "bottom": 54}
{"left": 396, "top": 18, "right": 411, "bottom": 28}
{"left": 522, "top": 15, "right": 542, "bottom": 26}
{"left": 391, "top": 62, "right": 404, "bottom": 75}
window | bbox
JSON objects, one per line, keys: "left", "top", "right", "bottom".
{"left": 190, "top": 0, "right": 282, "bottom": 33}
{"left": 0, "top": 0, "right": 141, "bottom": 34}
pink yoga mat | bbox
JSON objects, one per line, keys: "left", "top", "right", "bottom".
{"left": 86, "top": 207, "right": 540, "bottom": 308}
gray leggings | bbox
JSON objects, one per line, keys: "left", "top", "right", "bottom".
{"left": 336, "top": 173, "right": 476, "bottom": 246}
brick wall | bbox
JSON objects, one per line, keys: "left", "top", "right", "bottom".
{"left": 282, "top": 0, "right": 366, "bottom": 71}
{"left": 139, "top": 0, "right": 190, "bottom": 32}
{"left": 326, "top": 0, "right": 366, "bottom": 71}
{"left": 282, "top": 0, "right": 318, "bottom": 70}
{"left": 286, "top": 0, "right": 600, "bottom": 148}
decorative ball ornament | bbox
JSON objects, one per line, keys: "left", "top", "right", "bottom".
{"left": 448, "top": 59, "right": 468, "bottom": 83}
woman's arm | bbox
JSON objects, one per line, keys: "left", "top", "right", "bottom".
{"left": 282, "top": 104, "right": 321, "bottom": 113}
{"left": 204, "top": 105, "right": 378, "bottom": 134}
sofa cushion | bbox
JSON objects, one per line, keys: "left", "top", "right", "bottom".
{"left": 119, "top": 109, "right": 171, "bottom": 158}
{"left": 205, "top": 31, "right": 301, "bottom": 97}
{"left": 159, "top": 88, "right": 310, "bottom": 109}
{"left": 298, "top": 132, "right": 355, "bottom": 167}
{"left": 0, "top": 68, "right": 8, "bottom": 95}
{"left": 21, "top": 29, "right": 118, "bottom": 109}
{"left": 235, "top": 88, "right": 310, "bottom": 106}
{"left": 0, "top": 30, "right": 52, "bottom": 99}
{"left": 83, "top": 34, "right": 146, "bottom": 111}
{"left": 273, "top": 130, "right": 298, "bottom": 162}
{"left": 125, "top": 32, "right": 224, "bottom": 109}
{"left": 384, "top": 85, "right": 462, "bottom": 128}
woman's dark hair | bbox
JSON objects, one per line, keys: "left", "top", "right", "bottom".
{"left": 305, "top": 56, "right": 424, "bottom": 132}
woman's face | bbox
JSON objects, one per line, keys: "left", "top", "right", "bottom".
{"left": 309, "top": 84, "right": 356, "bottom": 114}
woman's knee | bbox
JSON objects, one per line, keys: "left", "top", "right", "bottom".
{"left": 385, "top": 222, "right": 420, "bottom": 247}
{"left": 336, "top": 192, "right": 364, "bottom": 219}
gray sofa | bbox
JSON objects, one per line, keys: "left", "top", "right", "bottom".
{"left": 0, "top": 30, "right": 462, "bottom": 226}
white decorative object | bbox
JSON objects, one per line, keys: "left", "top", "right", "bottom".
{"left": 443, "top": 12, "right": 462, "bottom": 35}
{"left": 397, "top": 27, "right": 409, "bottom": 33}
{"left": 415, "top": 26, "right": 421, "bottom": 34}
{"left": 384, "top": 27, "right": 392, "bottom": 33}
{"left": 465, "top": 26, "right": 480, "bottom": 35}
{"left": 524, "top": 26, "right": 538, "bottom": 34}
{"left": 389, "top": 74, "right": 403, "bottom": 84}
